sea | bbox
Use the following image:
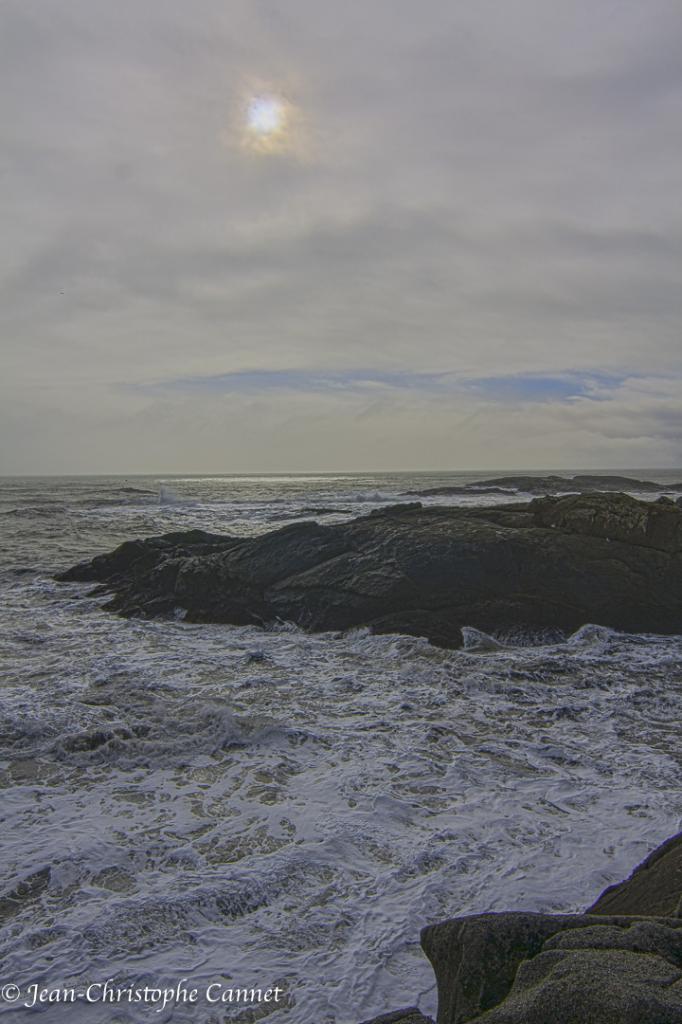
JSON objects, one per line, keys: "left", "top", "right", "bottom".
{"left": 1, "top": 471, "right": 682, "bottom": 1023}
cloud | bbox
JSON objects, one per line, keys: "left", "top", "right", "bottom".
{"left": 1, "top": 0, "right": 681, "bottom": 470}
{"left": 151, "top": 367, "right": 626, "bottom": 404}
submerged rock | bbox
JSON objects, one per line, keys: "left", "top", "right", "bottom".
{"left": 57, "top": 494, "right": 682, "bottom": 647}
{"left": 0, "top": 867, "right": 50, "bottom": 924}
{"left": 359, "top": 1010, "right": 434, "bottom": 1024}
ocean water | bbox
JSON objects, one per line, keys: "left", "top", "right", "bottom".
{"left": 1, "top": 471, "right": 682, "bottom": 1023}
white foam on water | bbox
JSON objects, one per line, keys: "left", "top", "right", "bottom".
{"left": 2, "top": 474, "right": 682, "bottom": 1022}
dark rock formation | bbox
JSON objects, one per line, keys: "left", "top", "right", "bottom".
{"left": 299, "top": 506, "right": 354, "bottom": 516}
{"left": 61, "top": 529, "right": 240, "bottom": 585}
{"left": 57, "top": 494, "right": 682, "bottom": 647}
{"left": 381, "top": 832, "right": 682, "bottom": 1024}
{"left": 268, "top": 506, "right": 354, "bottom": 521}
{"left": 421, "top": 911, "right": 682, "bottom": 1023}
{"left": 359, "top": 1010, "right": 434, "bottom": 1024}
{"left": 531, "top": 491, "right": 682, "bottom": 554}
{"left": 405, "top": 485, "right": 515, "bottom": 497}
{"left": 407, "top": 474, "right": 682, "bottom": 498}
{"left": 588, "top": 832, "right": 682, "bottom": 918}
{"left": 358, "top": 831, "right": 682, "bottom": 1023}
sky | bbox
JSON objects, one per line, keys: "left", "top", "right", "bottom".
{"left": 1, "top": 0, "right": 682, "bottom": 473}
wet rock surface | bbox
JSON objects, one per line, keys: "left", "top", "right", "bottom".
{"left": 421, "top": 911, "right": 682, "bottom": 1024}
{"left": 57, "top": 493, "right": 682, "bottom": 648}
{"left": 588, "top": 832, "right": 682, "bottom": 918}
{"left": 359, "top": 1010, "right": 434, "bottom": 1024}
{"left": 366, "top": 832, "right": 682, "bottom": 1024}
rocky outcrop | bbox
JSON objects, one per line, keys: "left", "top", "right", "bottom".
{"left": 407, "top": 474, "right": 682, "bottom": 497}
{"left": 57, "top": 494, "right": 682, "bottom": 647}
{"left": 531, "top": 491, "right": 682, "bottom": 554}
{"left": 588, "top": 832, "right": 682, "bottom": 918}
{"left": 360, "top": 832, "right": 682, "bottom": 1024}
{"left": 421, "top": 911, "right": 682, "bottom": 1024}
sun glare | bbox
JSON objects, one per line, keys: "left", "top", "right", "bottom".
{"left": 247, "top": 95, "right": 285, "bottom": 136}
{"left": 234, "top": 85, "right": 305, "bottom": 156}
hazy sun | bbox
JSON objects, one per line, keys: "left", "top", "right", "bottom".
{"left": 247, "top": 95, "right": 286, "bottom": 136}
{"left": 232, "top": 83, "right": 307, "bottom": 157}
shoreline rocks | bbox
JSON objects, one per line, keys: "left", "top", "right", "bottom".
{"left": 361, "top": 832, "right": 682, "bottom": 1024}
{"left": 57, "top": 492, "right": 682, "bottom": 647}
{"left": 587, "top": 831, "right": 682, "bottom": 919}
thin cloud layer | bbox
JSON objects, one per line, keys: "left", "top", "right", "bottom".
{"left": 1, "top": 0, "right": 681, "bottom": 471}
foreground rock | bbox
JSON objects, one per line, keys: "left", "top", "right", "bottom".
{"left": 407, "top": 473, "right": 682, "bottom": 498}
{"left": 361, "top": 832, "right": 682, "bottom": 1024}
{"left": 421, "top": 910, "right": 682, "bottom": 1024}
{"left": 57, "top": 494, "right": 682, "bottom": 647}
{"left": 588, "top": 832, "right": 682, "bottom": 918}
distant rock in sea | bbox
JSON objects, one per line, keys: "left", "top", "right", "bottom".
{"left": 406, "top": 473, "right": 682, "bottom": 498}
{"left": 57, "top": 492, "right": 682, "bottom": 647}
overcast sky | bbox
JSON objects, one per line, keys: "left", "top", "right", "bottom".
{"left": 2, "top": 0, "right": 682, "bottom": 473}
